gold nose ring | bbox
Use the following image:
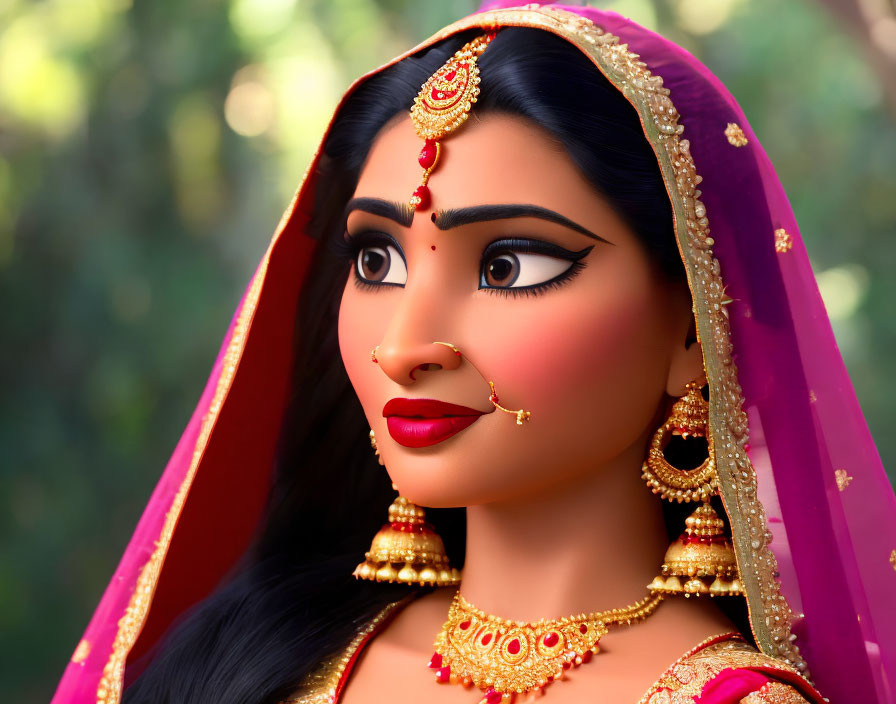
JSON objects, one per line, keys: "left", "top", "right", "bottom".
{"left": 433, "top": 341, "right": 462, "bottom": 359}
{"left": 488, "top": 381, "right": 531, "bottom": 426}
{"left": 370, "top": 345, "right": 380, "bottom": 363}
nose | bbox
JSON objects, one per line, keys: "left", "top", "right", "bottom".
{"left": 374, "top": 285, "right": 462, "bottom": 384}
{"left": 376, "top": 339, "right": 462, "bottom": 383}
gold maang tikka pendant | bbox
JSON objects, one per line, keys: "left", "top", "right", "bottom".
{"left": 408, "top": 32, "right": 496, "bottom": 211}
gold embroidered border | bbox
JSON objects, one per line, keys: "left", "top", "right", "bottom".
{"left": 420, "top": 4, "right": 806, "bottom": 674}
{"left": 640, "top": 638, "right": 808, "bottom": 704}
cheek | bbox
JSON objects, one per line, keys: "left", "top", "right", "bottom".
{"left": 338, "top": 285, "right": 381, "bottom": 415}
{"left": 482, "top": 269, "right": 671, "bottom": 453}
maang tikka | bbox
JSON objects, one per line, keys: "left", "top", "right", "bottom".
{"left": 408, "top": 32, "right": 496, "bottom": 210}
{"left": 643, "top": 380, "right": 744, "bottom": 598}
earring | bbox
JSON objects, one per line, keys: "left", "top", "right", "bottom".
{"left": 354, "top": 430, "right": 461, "bottom": 586}
{"left": 641, "top": 381, "right": 717, "bottom": 502}
{"left": 643, "top": 381, "right": 744, "bottom": 598}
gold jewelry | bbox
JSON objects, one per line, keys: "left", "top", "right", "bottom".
{"left": 641, "top": 380, "right": 744, "bottom": 599}
{"left": 648, "top": 501, "right": 744, "bottom": 597}
{"left": 433, "top": 340, "right": 463, "bottom": 359}
{"left": 408, "top": 33, "right": 496, "bottom": 210}
{"left": 430, "top": 591, "right": 664, "bottom": 702}
{"left": 488, "top": 381, "right": 531, "bottom": 425}
{"left": 369, "top": 428, "right": 385, "bottom": 466}
{"left": 370, "top": 345, "right": 380, "bottom": 363}
{"left": 641, "top": 380, "right": 717, "bottom": 503}
{"left": 355, "top": 432, "right": 461, "bottom": 586}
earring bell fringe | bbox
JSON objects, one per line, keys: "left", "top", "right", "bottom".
{"left": 647, "top": 502, "right": 744, "bottom": 598}
{"left": 353, "top": 495, "right": 461, "bottom": 587}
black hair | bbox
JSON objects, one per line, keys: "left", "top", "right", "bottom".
{"left": 123, "top": 28, "right": 734, "bottom": 704}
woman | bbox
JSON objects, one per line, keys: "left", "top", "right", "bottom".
{"left": 53, "top": 3, "right": 896, "bottom": 703}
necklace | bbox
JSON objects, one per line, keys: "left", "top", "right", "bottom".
{"left": 428, "top": 590, "right": 665, "bottom": 703}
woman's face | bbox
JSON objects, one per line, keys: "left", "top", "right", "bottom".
{"left": 338, "top": 112, "right": 698, "bottom": 508}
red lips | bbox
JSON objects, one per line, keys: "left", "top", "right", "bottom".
{"left": 383, "top": 398, "right": 486, "bottom": 447}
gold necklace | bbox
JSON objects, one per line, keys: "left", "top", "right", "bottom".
{"left": 429, "top": 591, "right": 664, "bottom": 703}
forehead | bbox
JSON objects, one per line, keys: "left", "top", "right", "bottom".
{"left": 353, "top": 112, "right": 619, "bottom": 224}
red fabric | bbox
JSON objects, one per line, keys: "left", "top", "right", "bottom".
{"left": 127, "top": 217, "right": 315, "bottom": 670}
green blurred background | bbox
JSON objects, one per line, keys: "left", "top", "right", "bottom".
{"left": 2, "top": 0, "right": 894, "bottom": 700}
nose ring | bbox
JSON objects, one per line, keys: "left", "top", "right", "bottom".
{"left": 433, "top": 341, "right": 462, "bottom": 359}
{"left": 488, "top": 381, "right": 532, "bottom": 426}
{"left": 370, "top": 345, "right": 380, "bottom": 363}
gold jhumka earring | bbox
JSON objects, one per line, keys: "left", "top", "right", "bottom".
{"left": 353, "top": 429, "right": 461, "bottom": 586}
{"left": 643, "top": 380, "right": 744, "bottom": 597}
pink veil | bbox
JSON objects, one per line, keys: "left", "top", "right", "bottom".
{"left": 53, "top": 3, "right": 896, "bottom": 703}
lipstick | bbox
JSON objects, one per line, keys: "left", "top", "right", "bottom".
{"left": 383, "top": 398, "right": 486, "bottom": 448}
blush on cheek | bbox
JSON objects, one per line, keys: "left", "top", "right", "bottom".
{"left": 498, "top": 289, "right": 669, "bottom": 453}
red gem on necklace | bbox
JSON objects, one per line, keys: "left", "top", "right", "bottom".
{"left": 481, "top": 633, "right": 492, "bottom": 645}
{"left": 428, "top": 652, "right": 442, "bottom": 669}
{"left": 459, "top": 620, "right": 471, "bottom": 630}
{"left": 543, "top": 632, "right": 559, "bottom": 647}
{"left": 507, "top": 638, "right": 520, "bottom": 655}
{"left": 436, "top": 665, "right": 451, "bottom": 683}
{"left": 484, "top": 688, "right": 502, "bottom": 703}
{"left": 579, "top": 624, "right": 588, "bottom": 634}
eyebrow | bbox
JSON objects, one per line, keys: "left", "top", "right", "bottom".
{"left": 344, "top": 197, "right": 414, "bottom": 228}
{"left": 433, "top": 204, "right": 611, "bottom": 244}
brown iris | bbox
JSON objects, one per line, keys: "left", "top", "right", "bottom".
{"left": 484, "top": 252, "right": 520, "bottom": 287}
{"left": 358, "top": 247, "right": 389, "bottom": 281}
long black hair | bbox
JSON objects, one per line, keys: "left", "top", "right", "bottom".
{"left": 123, "top": 28, "right": 712, "bottom": 704}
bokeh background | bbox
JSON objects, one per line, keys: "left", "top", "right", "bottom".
{"left": 2, "top": 0, "right": 895, "bottom": 700}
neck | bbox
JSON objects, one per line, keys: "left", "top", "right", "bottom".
{"left": 459, "top": 440, "right": 668, "bottom": 622}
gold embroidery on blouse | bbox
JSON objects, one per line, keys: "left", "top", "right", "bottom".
{"left": 775, "top": 228, "right": 794, "bottom": 253}
{"left": 71, "top": 639, "right": 91, "bottom": 665}
{"left": 640, "top": 639, "right": 810, "bottom": 704}
{"left": 742, "top": 681, "right": 814, "bottom": 703}
{"left": 834, "top": 469, "right": 853, "bottom": 491}
{"left": 283, "top": 599, "right": 411, "bottom": 704}
{"left": 725, "top": 122, "right": 749, "bottom": 146}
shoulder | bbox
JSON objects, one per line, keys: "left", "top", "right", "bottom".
{"left": 640, "top": 636, "right": 825, "bottom": 704}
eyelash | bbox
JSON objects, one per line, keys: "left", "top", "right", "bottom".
{"left": 332, "top": 232, "right": 590, "bottom": 298}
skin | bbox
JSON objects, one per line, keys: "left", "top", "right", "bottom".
{"left": 332, "top": 113, "right": 736, "bottom": 703}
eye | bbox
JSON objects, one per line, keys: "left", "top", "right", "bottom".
{"left": 480, "top": 238, "right": 593, "bottom": 293}
{"left": 483, "top": 251, "right": 577, "bottom": 288}
{"left": 356, "top": 244, "right": 407, "bottom": 285}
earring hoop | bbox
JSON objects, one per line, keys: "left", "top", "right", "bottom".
{"left": 488, "top": 381, "right": 531, "bottom": 425}
{"left": 641, "top": 380, "right": 717, "bottom": 503}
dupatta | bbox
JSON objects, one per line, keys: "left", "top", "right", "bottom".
{"left": 53, "top": 4, "right": 896, "bottom": 703}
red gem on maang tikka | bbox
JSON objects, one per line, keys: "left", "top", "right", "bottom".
{"left": 408, "top": 32, "right": 496, "bottom": 210}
